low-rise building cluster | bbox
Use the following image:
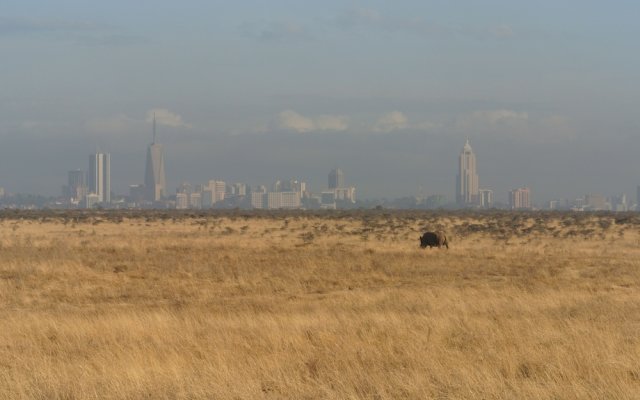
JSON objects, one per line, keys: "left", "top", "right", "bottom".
{"left": 175, "top": 170, "right": 356, "bottom": 210}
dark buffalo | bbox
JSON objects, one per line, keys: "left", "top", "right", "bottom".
{"left": 419, "top": 231, "right": 449, "bottom": 249}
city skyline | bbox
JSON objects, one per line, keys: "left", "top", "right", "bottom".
{"left": 0, "top": 132, "right": 637, "bottom": 211}
{"left": 0, "top": 143, "right": 635, "bottom": 211}
{"left": 0, "top": 129, "right": 636, "bottom": 211}
{"left": 1, "top": 2, "right": 640, "bottom": 202}
{"left": 22, "top": 135, "right": 635, "bottom": 211}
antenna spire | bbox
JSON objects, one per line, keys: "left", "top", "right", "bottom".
{"left": 153, "top": 112, "right": 156, "bottom": 144}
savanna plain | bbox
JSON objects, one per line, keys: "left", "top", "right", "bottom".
{"left": 0, "top": 210, "right": 639, "bottom": 399}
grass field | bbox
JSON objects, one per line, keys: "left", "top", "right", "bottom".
{"left": 1, "top": 210, "right": 639, "bottom": 399}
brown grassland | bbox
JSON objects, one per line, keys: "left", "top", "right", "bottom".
{"left": 0, "top": 210, "right": 639, "bottom": 399}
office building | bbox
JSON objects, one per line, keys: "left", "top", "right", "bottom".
{"left": 456, "top": 139, "right": 479, "bottom": 205}
{"left": 267, "top": 192, "right": 301, "bottom": 209}
{"left": 320, "top": 191, "right": 337, "bottom": 209}
{"left": 175, "top": 193, "right": 189, "bottom": 209}
{"left": 201, "top": 180, "right": 226, "bottom": 208}
{"left": 509, "top": 187, "right": 531, "bottom": 210}
{"left": 189, "top": 192, "right": 202, "bottom": 209}
{"left": 479, "top": 189, "right": 493, "bottom": 208}
{"left": 279, "top": 179, "right": 306, "bottom": 195}
{"left": 89, "top": 152, "right": 110, "bottom": 203}
{"left": 329, "top": 168, "right": 345, "bottom": 189}
{"left": 335, "top": 187, "right": 356, "bottom": 203}
{"left": 326, "top": 169, "right": 354, "bottom": 205}
{"left": 84, "top": 193, "right": 100, "bottom": 209}
{"left": 232, "top": 183, "right": 247, "bottom": 196}
{"left": 251, "top": 192, "right": 266, "bottom": 209}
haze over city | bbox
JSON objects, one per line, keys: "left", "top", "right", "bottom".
{"left": 1, "top": 1, "right": 639, "bottom": 203}
{"left": 3, "top": 3, "right": 640, "bottom": 398}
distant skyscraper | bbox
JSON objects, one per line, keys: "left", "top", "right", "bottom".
{"left": 89, "top": 152, "right": 110, "bottom": 203}
{"left": 144, "top": 114, "right": 167, "bottom": 202}
{"left": 479, "top": 189, "right": 493, "bottom": 208}
{"left": 456, "top": 139, "right": 479, "bottom": 205}
{"left": 329, "top": 168, "right": 345, "bottom": 189}
{"left": 509, "top": 187, "right": 531, "bottom": 210}
{"left": 202, "top": 180, "right": 226, "bottom": 208}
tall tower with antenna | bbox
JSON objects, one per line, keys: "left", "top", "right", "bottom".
{"left": 144, "top": 113, "right": 166, "bottom": 202}
{"left": 152, "top": 111, "right": 158, "bottom": 144}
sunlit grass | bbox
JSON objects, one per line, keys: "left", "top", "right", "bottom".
{"left": 0, "top": 211, "right": 639, "bottom": 399}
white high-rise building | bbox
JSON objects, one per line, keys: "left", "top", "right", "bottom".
{"left": 334, "top": 187, "right": 356, "bottom": 203}
{"left": 251, "top": 192, "right": 266, "bottom": 209}
{"left": 509, "top": 187, "right": 532, "bottom": 210}
{"left": 232, "top": 183, "right": 247, "bottom": 196}
{"left": 208, "top": 180, "right": 226, "bottom": 203}
{"left": 456, "top": 139, "right": 479, "bottom": 205}
{"left": 267, "top": 192, "right": 301, "bottom": 209}
{"left": 189, "top": 192, "right": 202, "bottom": 209}
{"left": 89, "top": 152, "right": 110, "bottom": 203}
{"left": 202, "top": 180, "right": 226, "bottom": 208}
{"left": 175, "top": 193, "right": 188, "bottom": 209}
{"left": 479, "top": 189, "right": 493, "bottom": 208}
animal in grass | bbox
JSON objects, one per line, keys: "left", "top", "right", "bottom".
{"left": 419, "top": 231, "right": 449, "bottom": 249}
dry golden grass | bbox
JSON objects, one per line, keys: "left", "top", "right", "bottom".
{"left": 0, "top": 211, "right": 639, "bottom": 399}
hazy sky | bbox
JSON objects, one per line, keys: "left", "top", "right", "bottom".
{"left": 1, "top": 1, "right": 640, "bottom": 203}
